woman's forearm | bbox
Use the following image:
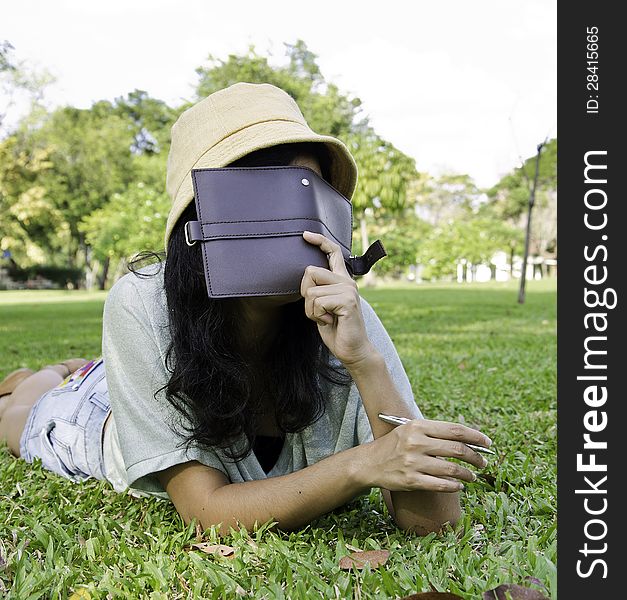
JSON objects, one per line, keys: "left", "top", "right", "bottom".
{"left": 345, "top": 350, "right": 422, "bottom": 437}
{"left": 345, "top": 351, "right": 462, "bottom": 534}
{"left": 188, "top": 444, "right": 371, "bottom": 535}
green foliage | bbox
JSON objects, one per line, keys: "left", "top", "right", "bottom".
{"left": 28, "top": 105, "right": 136, "bottom": 232}
{"left": 390, "top": 172, "right": 525, "bottom": 279}
{"left": 421, "top": 217, "right": 524, "bottom": 279}
{"left": 1, "top": 91, "right": 175, "bottom": 272}
{"left": 366, "top": 211, "right": 433, "bottom": 277}
{"left": 0, "top": 281, "right": 556, "bottom": 599}
{"left": 349, "top": 129, "right": 418, "bottom": 217}
{"left": 0, "top": 103, "right": 138, "bottom": 271}
{"left": 0, "top": 136, "right": 65, "bottom": 265}
{"left": 196, "top": 40, "right": 418, "bottom": 219}
{"left": 1, "top": 40, "right": 555, "bottom": 289}
{"left": 1, "top": 46, "right": 59, "bottom": 266}
{"left": 79, "top": 178, "right": 170, "bottom": 263}
{"left": 196, "top": 40, "right": 364, "bottom": 139}
{"left": 413, "top": 172, "right": 483, "bottom": 226}
{"left": 487, "top": 139, "right": 557, "bottom": 220}
{"left": 110, "top": 89, "right": 178, "bottom": 155}
{"left": 485, "top": 139, "right": 557, "bottom": 258}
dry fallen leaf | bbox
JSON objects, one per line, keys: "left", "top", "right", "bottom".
{"left": 68, "top": 590, "right": 92, "bottom": 600}
{"left": 400, "top": 593, "right": 464, "bottom": 599}
{"left": 190, "top": 542, "right": 235, "bottom": 559}
{"left": 339, "top": 549, "right": 390, "bottom": 570}
{"left": 457, "top": 361, "right": 467, "bottom": 370}
{"left": 483, "top": 583, "right": 549, "bottom": 600}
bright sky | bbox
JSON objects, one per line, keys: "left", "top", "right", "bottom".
{"left": 3, "top": 0, "right": 556, "bottom": 189}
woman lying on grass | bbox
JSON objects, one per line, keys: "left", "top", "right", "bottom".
{"left": 0, "top": 82, "right": 492, "bottom": 536}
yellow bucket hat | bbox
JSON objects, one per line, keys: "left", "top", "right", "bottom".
{"left": 164, "top": 82, "right": 358, "bottom": 251}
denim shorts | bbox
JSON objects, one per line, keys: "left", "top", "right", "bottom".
{"left": 19, "top": 357, "right": 111, "bottom": 482}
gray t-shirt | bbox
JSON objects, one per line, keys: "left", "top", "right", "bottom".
{"left": 101, "top": 263, "right": 421, "bottom": 497}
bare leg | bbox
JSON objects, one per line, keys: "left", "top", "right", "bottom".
{"left": 0, "top": 360, "right": 88, "bottom": 458}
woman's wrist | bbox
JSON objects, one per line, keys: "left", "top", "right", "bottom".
{"left": 342, "top": 346, "right": 384, "bottom": 378}
{"left": 342, "top": 440, "right": 376, "bottom": 490}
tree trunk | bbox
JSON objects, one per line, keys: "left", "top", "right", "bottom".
{"left": 98, "top": 256, "right": 110, "bottom": 290}
{"left": 67, "top": 224, "right": 81, "bottom": 277}
{"left": 509, "top": 246, "right": 515, "bottom": 279}
{"left": 83, "top": 236, "right": 95, "bottom": 291}
{"left": 82, "top": 232, "right": 88, "bottom": 269}
{"left": 68, "top": 235, "right": 75, "bottom": 269}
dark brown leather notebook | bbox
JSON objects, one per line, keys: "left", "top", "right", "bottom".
{"left": 185, "top": 166, "right": 386, "bottom": 298}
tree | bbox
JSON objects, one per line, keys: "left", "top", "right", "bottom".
{"left": 1, "top": 85, "right": 177, "bottom": 285}
{"left": 421, "top": 216, "right": 523, "bottom": 281}
{"left": 412, "top": 172, "right": 483, "bottom": 226}
{"left": 3, "top": 41, "right": 421, "bottom": 287}
{"left": 0, "top": 135, "right": 64, "bottom": 265}
{"left": 482, "top": 138, "right": 557, "bottom": 278}
{"left": 21, "top": 104, "right": 137, "bottom": 269}
{"left": 195, "top": 40, "right": 418, "bottom": 283}
{"left": 486, "top": 138, "right": 557, "bottom": 261}
{"left": 196, "top": 40, "right": 365, "bottom": 139}
{"left": 347, "top": 128, "right": 418, "bottom": 283}
{"left": 110, "top": 89, "right": 178, "bottom": 155}
{"left": 79, "top": 177, "right": 170, "bottom": 288}
{"left": 367, "top": 209, "right": 432, "bottom": 278}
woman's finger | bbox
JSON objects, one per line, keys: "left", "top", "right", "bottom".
{"left": 421, "top": 456, "right": 479, "bottom": 483}
{"left": 417, "top": 419, "right": 492, "bottom": 449}
{"left": 300, "top": 265, "right": 354, "bottom": 298}
{"left": 302, "top": 230, "right": 351, "bottom": 277}
{"left": 424, "top": 439, "right": 487, "bottom": 469}
{"left": 409, "top": 473, "right": 464, "bottom": 493}
{"left": 309, "top": 293, "right": 353, "bottom": 324}
{"left": 305, "top": 282, "right": 353, "bottom": 298}
{"left": 303, "top": 283, "right": 356, "bottom": 323}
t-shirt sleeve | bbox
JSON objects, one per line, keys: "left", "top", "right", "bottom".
{"left": 101, "top": 274, "right": 228, "bottom": 494}
{"left": 355, "top": 296, "right": 423, "bottom": 445}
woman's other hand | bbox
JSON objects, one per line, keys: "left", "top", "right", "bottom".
{"left": 300, "top": 231, "right": 374, "bottom": 369}
{"left": 360, "top": 418, "right": 492, "bottom": 492}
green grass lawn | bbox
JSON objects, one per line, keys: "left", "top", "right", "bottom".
{"left": 0, "top": 280, "right": 557, "bottom": 599}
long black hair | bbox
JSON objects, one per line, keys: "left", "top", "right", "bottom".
{"left": 128, "top": 142, "right": 352, "bottom": 461}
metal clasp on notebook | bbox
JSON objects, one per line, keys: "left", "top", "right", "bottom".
{"left": 184, "top": 221, "right": 196, "bottom": 247}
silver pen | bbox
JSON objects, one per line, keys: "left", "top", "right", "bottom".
{"left": 378, "top": 413, "right": 496, "bottom": 455}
